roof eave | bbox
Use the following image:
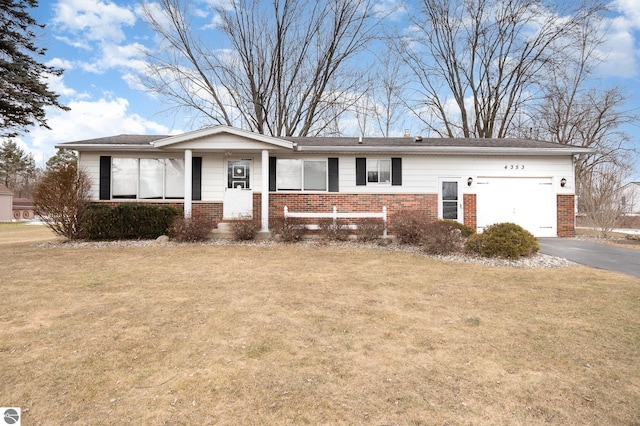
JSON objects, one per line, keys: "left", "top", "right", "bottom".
{"left": 296, "top": 145, "right": 594, "bottom": 155}
{"left": 54, "top": 143, "right": 157, "bottom": 151}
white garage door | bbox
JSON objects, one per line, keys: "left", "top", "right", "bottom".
{"left": 476, "top": 177, "right": 556, "bottom": 237}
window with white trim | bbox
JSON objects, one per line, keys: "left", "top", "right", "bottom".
{"left": 367, "top": 159, "right": 391, "bottom": 184}
{"left": 112, "top": 158, "right": 185, "bottom": 199}
{"left": 276, "top": 159, "right": 327, "bottom": 191}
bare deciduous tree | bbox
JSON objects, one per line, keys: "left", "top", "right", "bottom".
{"left": 521, "top": 9, "right": 638, "bottom": 208}
{"left": 33, "top": 163, "right": 91, "bottom": 240}
{"left": 140, "top": 0, "right": 382, "bottom": 136}
{"left": 370, "top": 52, "right": 410, "bottom": 137}
{"left": 395, "top": 0, "right": 605, "bottom": 139}
{"left": 579, "top": 164, "right": 631, "bottom": 237}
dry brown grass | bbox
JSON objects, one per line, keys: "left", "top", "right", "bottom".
{"left": 1, "top": 224, "right": 640, "bottom": 425}
{"left": 0, "top": 223, "right": 55, "bottom": 245}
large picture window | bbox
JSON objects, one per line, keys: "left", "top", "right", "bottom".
{"left": 277, "top": 159, "right": 327, "bottom": 191}
{"left": 112, "top": 158, "right": 185, "bottom": 199}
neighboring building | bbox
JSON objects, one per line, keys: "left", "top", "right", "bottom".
{"left": 12, "top": 198, "right": 35, "bottom": 220}
{"left": 620, "top": 182, "right": 640, "bottom": 214}
{"left": 0, "top": 184, "right": 12, "bottom": 222}
{"left": 57, "top": 125, "right": 592, "bottom": 237}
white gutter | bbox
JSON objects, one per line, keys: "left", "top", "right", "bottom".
{"left": 295, "top": 145, "right": 594, "bottom": 156}
{"left": 54, "top": 144, "right": 158, "bottom": 152}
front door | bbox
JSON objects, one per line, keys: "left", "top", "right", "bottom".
{"left": 439, "top": 179, "right": 462, "bottom": 222}
{"left": 223, "top": 159, "right": 253, "bottom": 218}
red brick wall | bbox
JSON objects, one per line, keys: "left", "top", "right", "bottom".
{"left": 463, "top": 193, "right": 477, "bottom": 231}
{"left": 261, "top": 193, "right": 438, "bottom": 232}
{"left": 557, "top": 194, "right": 575, "bottom": 237}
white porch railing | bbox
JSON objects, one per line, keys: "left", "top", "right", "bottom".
{"left": 284, "top": 205, "right": 387, "bottom": 237}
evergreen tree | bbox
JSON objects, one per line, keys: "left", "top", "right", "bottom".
{"left": 0, "top": 140, "right": 38, "bottom": 197}
{"left": 0, "top": 0, "right": 69, "bottom": 137}
{"left": 46, "top": 148, "right": 77, "bottom": 171}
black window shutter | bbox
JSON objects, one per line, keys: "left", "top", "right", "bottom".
{"left": 356, "top": 157, "right": 366, "bottom": 186}
{"left": 328, "top": 158, "right": 339, "bottom": 192}
{"left": 99, "top": 156, "right": 111, "bottom": 200}
{"left": 269, "top": 156, "right": 277, "bottom": 191}
{"left": 392, "top": 157, "right": 402, "bottom": 186}
{"left": 192, "top": 157, "right": 202, "bottom": 200}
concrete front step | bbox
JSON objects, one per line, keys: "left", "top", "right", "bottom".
{"left": 209, "top": 222, "right": 271, "bottom": 240}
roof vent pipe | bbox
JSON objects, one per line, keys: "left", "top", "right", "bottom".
{"left": 415, "top": 135, "right": 423, "bottom": 142}
{"left": 358, "top": 136, "right": 363, "bottom": 144}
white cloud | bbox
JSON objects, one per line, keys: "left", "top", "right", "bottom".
{"left": 374, "top": 0, "right": 406, "bottom": 20}
{"left": 46, "top": 58, "right": 75, "bottom": 70}
{"left": 614, "top": 0, "right": 640, "bottom": 26}
{"left": 78, "top": 42, "right": 148, "bottom": 74}
{"left": 18, "top": 97, "right": 181, "bottom": 162}
{"left": 53, "top": 0, "right": 136, "bottom": 43}
{"left": 43, "top": 73, "right": 78, "bottom": 98}
{"left": 596, "top": 0, "right": 640, "bottom": 78}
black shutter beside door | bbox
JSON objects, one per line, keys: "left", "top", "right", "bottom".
{"left": 192, "top": 157, "right": 202, "bottom": 201}
{"left": 269, "top": 157, "right": 277, "bottom": 191}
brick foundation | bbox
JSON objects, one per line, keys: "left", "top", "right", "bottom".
{"left": 557, "top": 194, "right": 575, "bottom": 237}
{"left": 96, "top": 192, "right": 573, "bottom": 237}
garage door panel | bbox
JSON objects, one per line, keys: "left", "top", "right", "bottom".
{"left": 476, "top": 177, "right": 556, "bottom": 237}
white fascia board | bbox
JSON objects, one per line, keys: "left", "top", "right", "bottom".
{"left": 295, "top": 145, "right": 595, "bottom": 156}
{"left": 153, "top": 125, "right": 294, "bottom": 150}
{"left": 54, "top": 144, "right": 158, "bottom": 152}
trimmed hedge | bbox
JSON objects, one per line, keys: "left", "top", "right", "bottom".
{"left": 82, "top": 204, "right": 180, "bottom": 240}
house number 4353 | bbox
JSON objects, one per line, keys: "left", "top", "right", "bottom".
{"left": 505, "top": 164, "right": 525, "bottom": 170}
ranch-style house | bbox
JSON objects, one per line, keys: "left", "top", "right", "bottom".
{"left": 57, "top": 125, "right": 592, "bottom": 237}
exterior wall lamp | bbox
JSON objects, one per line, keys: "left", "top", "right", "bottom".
{"left": 467, "top": 177, "right": 473, "bottom": 186}
{"left": 560, "top": 177, "right": 567, "bottom": 187}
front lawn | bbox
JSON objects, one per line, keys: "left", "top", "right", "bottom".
{"left": 1, "top": 224, "right": 639, "bottom": 424}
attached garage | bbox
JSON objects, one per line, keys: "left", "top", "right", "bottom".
{"left": 476, "top": 177, "right": 556, "bottom": 237}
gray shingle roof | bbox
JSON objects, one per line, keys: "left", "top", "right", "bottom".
{"left": 58, "top": 134, "right": 168, "bottom": 146}
{"left": 284, "top": 136, "right": 568, "bottom": 149}
{"left": 56, "top": 132, "right": 590, "bottom": 155}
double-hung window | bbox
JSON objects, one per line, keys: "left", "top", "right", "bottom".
{"left": 276, "top": 159, "right": 327, "bottom": 191}
{"left": 356, "top": 157, "right": 402, "bottom": 186}
{"left": 367, "top": 159, "right": 391, "bottom": 184}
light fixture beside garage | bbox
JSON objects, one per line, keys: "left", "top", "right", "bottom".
{"left": 560, "top": 177, "right": 567, "bottom": 187}
{"left": 467, "top": 177, "right": 473, "bottom": 186}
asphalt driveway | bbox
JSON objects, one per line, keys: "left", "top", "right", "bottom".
{"left": 538, "top": 238, "right": 640, "bottom": 279}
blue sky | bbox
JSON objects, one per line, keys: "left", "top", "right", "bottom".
{"left": 14, "top": 0, "right": 640, "bottom": 180}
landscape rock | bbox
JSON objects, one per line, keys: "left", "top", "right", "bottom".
{"left": 156, "top": 235, "right": 170, "bottom": 243}
{"left": 378, "top": 238, "right": 393, "bottom": 247}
